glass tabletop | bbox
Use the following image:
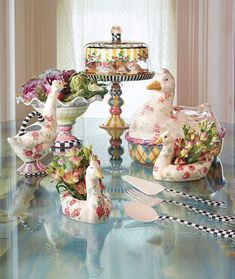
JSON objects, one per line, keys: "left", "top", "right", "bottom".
{"left": 0, "top": 118, "right": 235, "bottom": 279}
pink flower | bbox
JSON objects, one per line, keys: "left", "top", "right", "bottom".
{"left": 96, "top": 206, "right": 105, "bottom": 219}
{"left": 69, "top": 156, "right": 82, "bottom": 166}
{"left": 76, "top": 180, "right": 86, "bottom": 195}
{"left": 176, "top": 165, "right": 184, "bottom": 171}
{"left": 72, "top": 208, "right": 80, "bottom": 217}
{"left": 188, "top": 165, "right": 196, "bottom": 171}
{"left": 32, "top": 131, "right": 40, "bottom": 139}
{"left": 100, "top": 183, "right": 105, "bottom": 190}
{"left": 63, "top": 171, "right": 74, "bottom": 184}
{"left": 69, "top": 199, "right": 77, "bottom": 206}
{"left": 35, "top": 143, "right": 43, "bottom": 153}
{"left": 153, "top": 165, "right": 159, "bottom": 172}
{"left": 182, "top": 172, "right": 190, "bottom": 179}
{"left": 202, "top": 167, "right": 208, "bottom": 174}
{"left": 23, "top": 150, "right": 33, "bottom": 157}
{"left": 62, "top": 192, "right": 70, "bottom": 199}
{"left": 64, "top": 207, "right": 70, "bottom": 216}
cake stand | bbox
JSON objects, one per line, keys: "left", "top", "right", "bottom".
{"left": 84, "top": 26, "right": 155, "bottom": 130}
{"left": 86, "top": 74, "right": 154, "bottom": 130}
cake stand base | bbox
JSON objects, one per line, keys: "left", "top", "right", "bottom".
{"left": 17, "top": 161, "right": 46, "bottom": 177}
{"left": 100, "top": 82, "right": 129, "bottom": 130}
{"left": 50, "top": 125, "right": 83, "bottom": 153}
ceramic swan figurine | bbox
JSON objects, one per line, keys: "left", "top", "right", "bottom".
{"left": 8, "top": 80, "right": 64, "bottom": 176}
{"left": 129, "top": 68, "right": 224, "bottom": 141}
{"left": 59, "top": 157, "right": 112, "bottom": 224}
{"left": 153, "top": 131, "right": 213, "bottom": 182}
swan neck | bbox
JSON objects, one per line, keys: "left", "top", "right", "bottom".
{"left": 86, "top": 175, "right": 102, "bottom": 201}
{"left": 43, "top": 89, "right": 58, "bottom": 117}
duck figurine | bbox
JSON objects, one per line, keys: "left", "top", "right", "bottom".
{"left": 8, "top": 80, "right": 65, "bottom": 176}
{"left": 129, "top": 68, "right": 224, "bottom": 141}
{"left": 153, "top": 131, "right": 213, "bottom": 182}
{"left": 58, "top": 157, "right": 112, "bottom": 224}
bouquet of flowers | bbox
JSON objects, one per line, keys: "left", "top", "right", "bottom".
{"left": 21, "top": 69, "right": 108, "bottom": 103}
{"left": 47, "top": 146, "right": 104, "bottom": 200}
{"left": 173, "top": 121, "right": 221, "bottom": 165}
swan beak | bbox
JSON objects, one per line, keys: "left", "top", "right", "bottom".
{"left": 96, "top": 169, "right": 104, "bottom": 180}
{"left": 146, "top": 81, "right": 161, "bottom": 91}
{"left": 155, "top": 136, "right": 163, "bottom": 145}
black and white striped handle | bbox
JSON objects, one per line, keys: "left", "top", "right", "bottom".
{"left": 159, "top": 215, "right": 235, "bottom": 240}
{"left": 18, "top": 111, "right": 44, "bottom": 136}
{"left": 162, "top": 200, "right": 235, "bottom": 223}
{"left": 164, "top": 188, "right": 226, "bottom": 208}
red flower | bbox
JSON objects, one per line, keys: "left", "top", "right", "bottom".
{"left": 35, "top": 143, "right": 43, "bottom": 153}
{"left": 188, "top": 165, "right": 196, "bottom": 171}
{"left": 72, "top": 208, "right": 80, "bottom": 217}
{"left": 100, "top": 183, "right": 105, "bottom": 190}
{"left": 64, "top": 207, "right": 70, "bottom": 216}
{"left": 176, "top": 165, "right": 184, "bottom": 171}
{"left": 69, "top": 199, "right": 77, "bottom": 206}
{"left": 23, "top": 150, "right": 33, "bottom": 157}
{"left": 96, "top": 206, "right": 105, "bottom": 219}
{"left": 182, "top": 172, "right": 190, "bottom": 179}
{"left": 202, "top": 167, "right": 208, "bottom": 174}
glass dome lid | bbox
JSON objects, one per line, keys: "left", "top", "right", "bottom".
{"left": 84, "top": 26, "right": 153, "bottom": 78}
{"left": 84, "top": 26, "right": 149, "bottom": 49}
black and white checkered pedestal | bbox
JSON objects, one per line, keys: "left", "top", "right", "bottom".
{"left": 50, "top": 139, "right": 83, "bottom": 153}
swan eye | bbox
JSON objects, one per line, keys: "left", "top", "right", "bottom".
{"left": 165, "top": 78, "right": 168, "bottom": 81}
{"left": 164, "top": 135, "right": 168, "bottom": 139}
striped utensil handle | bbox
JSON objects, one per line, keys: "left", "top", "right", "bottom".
{"left": 162, "top": 200, "right": 235, "bottom": 223}
{"left": 164, "top": 188, "right": 226, "bottom": 208}
{"left": 159, "top": 215, "right": 235, "bottom": 240}
{"left": 18, "top": 111, "right": 44, "bottom": 136}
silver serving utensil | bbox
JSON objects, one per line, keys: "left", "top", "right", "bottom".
{"left": 124, "top": 202, "right": 235, "bottom": 240}
{"left": 125, "top": 189, "right": 235, "bottom": 224}
{"left": 122, "top": 175, "right": 226, "bottom": 208}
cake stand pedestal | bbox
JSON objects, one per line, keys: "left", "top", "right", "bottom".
{"left": 85, "top": 72, "right": 155, "bottom": 130}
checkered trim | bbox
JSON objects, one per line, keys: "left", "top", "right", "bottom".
{"left": 18, "top": 111, "right": 44, "bottom": 136}
{"left": 164, "top": 188, "right": 226, "bottom": 208}
{"left": 85, "top": 72, "right": 155, "bottom": 82}
{"left": 50, "top": 139, "right": 82, "bottom": 152}
{"left": 163, "top": 200, "right": 235, "bottom": 223}
{"left": 159, "top": 215, "right": 235, "bottom": 239}
{"left": 19, "top": 217, "right": 44, "bottom": 232}
{"left": 17, "top": 171, "right": 46, "bottom": 177}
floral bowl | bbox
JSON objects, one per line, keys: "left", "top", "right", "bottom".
{"left": 17, "top": 95, "right": 102, "bottom": 152}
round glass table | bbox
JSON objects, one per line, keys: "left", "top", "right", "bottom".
{"left": 0, "top": 118, "right": 234, "bottom": 279}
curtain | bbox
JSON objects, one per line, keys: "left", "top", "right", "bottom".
{"left": 57, "top": 0, "right": 176, "bottom": 118}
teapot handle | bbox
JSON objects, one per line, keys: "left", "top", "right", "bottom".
{"left": 18, "top": 111, "right": 44, "bottom": 136}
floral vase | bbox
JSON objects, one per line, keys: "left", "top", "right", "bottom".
{"left": 17, "top": 95, "right": 102, "bottom": 152}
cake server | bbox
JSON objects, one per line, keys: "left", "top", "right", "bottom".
{"left": 122, "top": 175, "right": 226, "bottom": 208}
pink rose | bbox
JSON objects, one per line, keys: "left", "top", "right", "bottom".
{"left": 23, "top": 150, "right": 33, "bottom": 157}
{"left": 69, "top": 199, "right": 77, "bottom": 206}
{"left": 34, "top": 153, "right": 42, "bottom": 159}
{"left": 72, "top": 208, "right": 80, "bottom": 217}
{"left": 96, "top": 206, "right": 105, "bottom": 219}
{"left": 32, "top": 131, "right": 40, "bottom": 139}
{"left": 64, "top": 207, "right": 70, "bottom": 216}
{"left": 182, "top": 172, "right": 190, "bottom": 179}
{"left": 35, "top": 143, "right": 43, "bottom": 153}
{"left": 202, "top": 167, "right": 208, "bottom": 174}
{"left": 176, "top": 165, "right": 184, "bottom": 171}
{"left": 188, "top": 165, "right": 196, "bottom": 171}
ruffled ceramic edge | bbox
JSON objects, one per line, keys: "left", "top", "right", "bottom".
{"left": 16, "top": 94, "right": 102, "bottom": 108}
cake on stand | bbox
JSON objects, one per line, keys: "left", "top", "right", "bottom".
{"left": 84, "top": 26, "right": 155, "bottom": 131}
